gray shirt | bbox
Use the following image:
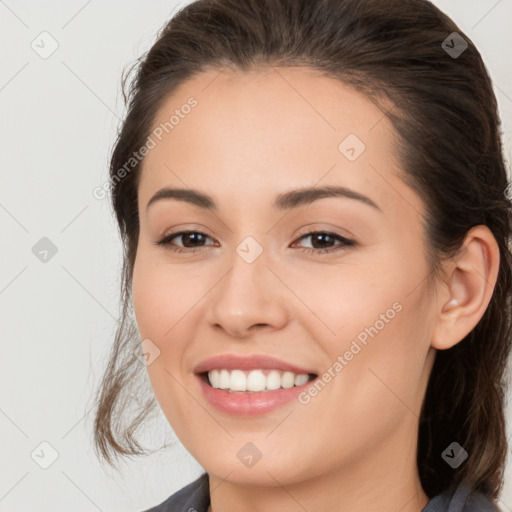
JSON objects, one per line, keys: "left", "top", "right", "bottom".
{"left": 143, "top": 473, "right": 501, "bottom": 511}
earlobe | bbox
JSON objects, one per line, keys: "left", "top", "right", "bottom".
{"left": 431, "top": 225, "right": 500, "bottom": 350}
{"left": 443, "top": 298, "right": 459, "bottom": 310}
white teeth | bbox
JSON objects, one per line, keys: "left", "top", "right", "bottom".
{"left": 230, "top": 369, "right": 247, "bottom": 391}
{"left": 266, "top": 370, "right": 281, "bottom": 390}
{"left": 219, "top": 369, "right": 230, "bottom": 389}
{"left": 207, "top": 369, "right": 311, "bottom": 392}
{"left": 294, "top": 373, "right": 309, "bottom": 386}
{"left": 208, "top": 369, "right": 220, "bottom": 388}
{"left": 246, "top": 369, "right": 266, "bottom": 391}
{"left": 281, "top": 371, "right": 295, "bottom": 389}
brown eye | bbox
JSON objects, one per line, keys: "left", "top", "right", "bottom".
{"left": 292, "top": 231, "right": 356, "bottom": 254}
{"left": 154, "top": 230, "right": 356, "bottom": 255}
{"left": 154, "top": 231, "right": 215, "bottom": 253}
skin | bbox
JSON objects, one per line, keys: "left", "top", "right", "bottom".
{"left": 131, "top": 66, "right": 500, "bottom": 512}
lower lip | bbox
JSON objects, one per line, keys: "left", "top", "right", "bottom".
{"left": 197, "top": 374, "right": 312, "bottom": 416}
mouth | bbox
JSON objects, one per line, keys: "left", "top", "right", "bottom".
{"left": 193, "top": 354, "right": 319, "bottom": 416}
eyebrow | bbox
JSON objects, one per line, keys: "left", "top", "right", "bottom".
{"left": 146, "top": 185, "right": 381, "bottom": 212}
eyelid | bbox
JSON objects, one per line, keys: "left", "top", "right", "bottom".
{"left": 293, "top": 223, "right": 355, "bottom": 240}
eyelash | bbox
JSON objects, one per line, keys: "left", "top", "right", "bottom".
{"left": 153, "top": 230, "right": 356, "bottom": 255}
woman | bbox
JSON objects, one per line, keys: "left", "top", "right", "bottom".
{"left": 93, "top": 0, "right": 512, "bottom": 510}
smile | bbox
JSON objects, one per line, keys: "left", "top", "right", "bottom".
{"left": 194, "top": 354, "right": 319, "bottom": 415}
{"left": 206, "top": 368, "right": 314, "bottom": 392}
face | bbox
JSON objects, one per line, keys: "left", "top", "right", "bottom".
{"left": 132, "top": 66, "right": 437, "bottom": 487}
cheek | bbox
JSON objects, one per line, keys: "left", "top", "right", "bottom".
{"left": 292, "top": 251, "right": 423, "bottom": 344}
{"left": 299, "top": 247, "right": 432, "bottom": 416}
{"left": 131, "top": 254, "right": 199, "bottom": 426}
{"left": 314, "top": 281, "right": 432, "bottom": 431}
{"left": 131, "top": 251, "right": 215, "bottom": 407}
{"left": 132, "top": 250, "right": 202, "bottom": 343}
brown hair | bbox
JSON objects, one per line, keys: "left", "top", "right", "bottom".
{"left": 92, "top": 0, "right": 512, "bottom": 501}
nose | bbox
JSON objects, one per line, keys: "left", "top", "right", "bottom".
{"left": 207, "top": 246, "right": 290, "bottom": 340}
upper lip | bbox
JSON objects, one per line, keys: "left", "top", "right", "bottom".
{"left": 193, "top": 354, "right": 317, "bottom": 375}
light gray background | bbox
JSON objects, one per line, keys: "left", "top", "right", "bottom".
{"left": 1, "top": 1, "right": 511, "bottom": 511}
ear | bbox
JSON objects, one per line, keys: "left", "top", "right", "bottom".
{"left": 431, "top": 225, "right": 500, "bottom": 350}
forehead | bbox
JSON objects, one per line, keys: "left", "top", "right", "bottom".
{"left": 146, "top": 65, "right": 394, "bottom": 149}
{"left": 138, "top": 65, "right": 417, "bottom": 218}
